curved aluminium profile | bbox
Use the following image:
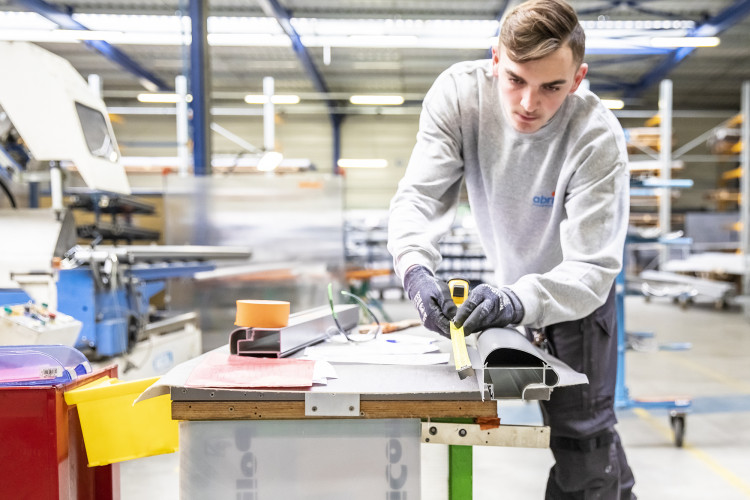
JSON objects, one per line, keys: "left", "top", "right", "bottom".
{"left": 475, "top": 327, "right": 588, "bottom": 401}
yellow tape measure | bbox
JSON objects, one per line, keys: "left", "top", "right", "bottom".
{"left": 448, "top": 279, "right": 469, "bottom": 306}
{"left": 447, "top": 278, "right": 472, "bottom": 377}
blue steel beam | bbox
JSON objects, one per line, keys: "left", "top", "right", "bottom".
{"left": 12, "top": 0, "right": 170, "bottom": 91}
{"left": 256, "top": 0, "right": 334, "bottom": 111}
{"left": 626, "top": 0, "right": 750, "bottom": 98}
{"left": 256, "top": 0, "right": 343, "bottom": 173}
{"left": 190, "top": 0, "right": 211, "bottom": 176}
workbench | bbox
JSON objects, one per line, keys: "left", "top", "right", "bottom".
{"left": 143, "top": 333, "right": 554, "bottom": 500}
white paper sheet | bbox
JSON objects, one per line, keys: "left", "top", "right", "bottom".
{"left": 302, "top": 351, "right": 451, "bottom": 365}
{"left": 312, "top": 360, "right": 337, "bottom": 384}
{"left": 305, "top": 337, "right": 439, "bottom": 356}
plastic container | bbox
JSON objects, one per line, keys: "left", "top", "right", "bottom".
{"left": 0, "top": 345, "right": 91, "bottom": 386}
{"left": 64, "top": 376, "right": 178, "bottom": 466}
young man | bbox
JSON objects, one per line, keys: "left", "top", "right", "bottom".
{"left": 387, "top": 0, "right": 636, "bottom": 497}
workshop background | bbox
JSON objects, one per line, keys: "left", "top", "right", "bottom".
{"left": 1, "top": 0, "right": 750, "bottom": 499}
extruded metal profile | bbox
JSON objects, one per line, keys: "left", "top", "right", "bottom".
{"left": 521, "top": 383, "right": 552, "bottom": 401}
{"left": 421, "top": 422, "right": 550, "bottom": 448}
{"left": 475, "top": 328, "right": 588, "bottom": 401}
{"left": 484, "top": 365, "right": 555, "bottom": 401}
{"left": 229, "top": 304, "right": 360, "bottom": 357}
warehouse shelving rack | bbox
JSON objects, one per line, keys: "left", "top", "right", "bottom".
{"left": 615, "top": 80, "right": 695, "bottom": 446}
{"left": 614, "top": 80, "right": 750, "bottom": 446}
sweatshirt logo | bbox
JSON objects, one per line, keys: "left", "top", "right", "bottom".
{"left": 533, "top": 191, "right": 555, "bottom": 207}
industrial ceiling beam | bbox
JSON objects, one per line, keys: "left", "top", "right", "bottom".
{"left": 623, "top": 1, "right": 683, "bottom": 20}
{"left": 575, "top": 1, "right": 622, "bottom": 17}
{"left": 626, "top": 0, "right": 750, "bottom": 99}
{"left": 575, "top": 0, "right": 680, "bottom": 18}
{"left": 589, "top": 82, "right": 637, "bottom": 94}
{"left": 11, "top": 0, "right": 170, "bottom": 92}
{"left": 256, "top": 0, "right": 343, "bottom": 173}
{"left": 590, "top": 54, "right": 661, "bottom": 68}
{"left": 190, "top": 0, "right": 211, "bottom": 176}
{"left": 256, "top": 0, "right": 335, "bottom": 113}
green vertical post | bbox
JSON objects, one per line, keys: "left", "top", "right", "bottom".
{"left": 448, "top": 444, "right": 472, "bottom": 499}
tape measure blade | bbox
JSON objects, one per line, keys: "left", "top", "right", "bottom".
{"left": 449, "top": 321, "right": 472, "bottom": 372}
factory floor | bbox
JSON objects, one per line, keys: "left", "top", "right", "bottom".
{"left": 122, "top": 295, "right": 750, "bottom": 499}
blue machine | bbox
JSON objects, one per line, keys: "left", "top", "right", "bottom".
{"left": 57, "top": 265, "right": 206, "bottom": 357}
{"left": 56, "top": 245, "right": 250, "bottom": 358}
{"left": 0, "top": 211, "right": 251, "bottom": 360}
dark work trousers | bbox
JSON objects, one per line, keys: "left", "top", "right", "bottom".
{"left": 529, "top": 286, "right": 636, "bottom": 499}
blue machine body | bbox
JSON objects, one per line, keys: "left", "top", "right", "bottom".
{"left": 0, "top": 289, "right": 34, "bottom": 305}
{"left": 56, "top": 262, "right": 214, "bottom": 357}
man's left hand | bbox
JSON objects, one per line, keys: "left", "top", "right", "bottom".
{"left": 453, "top": 285, "right": 524, "bottom": 334}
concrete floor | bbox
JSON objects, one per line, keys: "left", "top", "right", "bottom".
{"left": 122, "top": 295, "right": 750, "bottom": 499}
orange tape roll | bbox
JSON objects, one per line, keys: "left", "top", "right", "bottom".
{"left": 235, "top": 300, "right": 290, "bottom": 328}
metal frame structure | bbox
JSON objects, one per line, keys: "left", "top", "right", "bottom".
{"left": 615, "top": 266, "right": 692, "bottom": 447}
{"left": 257, "top": 0, "right": 344, "bottom": 173}
{"left": 11, "top": 0, "right": 170, "bottom": 92}
{"left": 189, "top": 0, "right": 211, "bottom": 175}
{"left": 616, "top": 78, "right": 691, "bottom": 447}
{"left": 624, "top": 0, "right": 750, "bottom": 98}
{"left": 741, "top": 82, "right": 750, "bottom": 298}
{"left": 616, "top": 79, "right": 750, "bottom": 446}
{"left": 12, "top": 0, "right": 749, "bottom": 172}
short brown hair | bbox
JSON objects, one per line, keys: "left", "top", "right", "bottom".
{"left": 499, "top": 0, "right": 585, "bottom": 66}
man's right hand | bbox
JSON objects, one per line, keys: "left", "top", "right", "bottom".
{"left": 403, "top": 265, "right": 457, "bottom": 337}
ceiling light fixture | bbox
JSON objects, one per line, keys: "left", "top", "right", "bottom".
{"left": 53, "top": 29, "right": 124, "bottom": 40}
{"left": 244, "top": 94, "right": 300, "bottom": 105}
{"left": 337, "top": 159, "right": 388, "bottom": 169}
{"left": 601, "top": 99, "right": 625, "bottom": 110}
{"left": 207, "top": 33, "right": 290, "bottom": 47}
{"left": 301, "top": 35, "right": 495, "bottom": 49}
{"left": 649, "top": 36, "right": 720, "bottom": 48}
{"left": 349, "top": 95, "right": 405, "bottom": 106}
{"left": 137, "top": 93, "right": 192, "bottom": 103}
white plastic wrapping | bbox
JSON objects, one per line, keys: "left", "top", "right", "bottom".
{"left": 179, "top": 418, "right": 420, "bottom": 499}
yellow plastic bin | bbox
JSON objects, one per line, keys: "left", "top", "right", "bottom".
{"left": 64, "top": 376, "right": 178, "bottom": 467}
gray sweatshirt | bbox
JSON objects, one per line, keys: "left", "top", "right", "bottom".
{"left": 387, "top": 59, "right": 630, "bottom": 328}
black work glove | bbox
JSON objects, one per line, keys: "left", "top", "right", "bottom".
{"left": 403, "top": 265, "right": 457, "bottom": 337}
{"left": 453, "top": 284, "right": 524, "bottom": 335}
